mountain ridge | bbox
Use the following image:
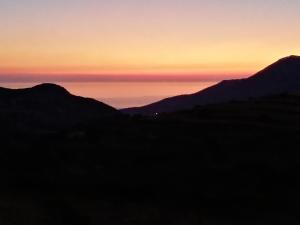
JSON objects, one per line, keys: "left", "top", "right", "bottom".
{"left": 0, "top": 83, "right": 118, "bottom": 130}
{"left": 123, "top": 55, "right": 300, "bottom": 114}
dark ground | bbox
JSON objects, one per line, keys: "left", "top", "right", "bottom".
{"left": 1, "top": 94, "right": 300, "bottom": 224}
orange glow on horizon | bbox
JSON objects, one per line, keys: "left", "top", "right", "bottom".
{"left": 1, "top": 0, "right": 299, "bottom": 82}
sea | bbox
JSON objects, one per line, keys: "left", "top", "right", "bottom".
{"left": 0, "top": 81, "right": 216, "bottom": 109}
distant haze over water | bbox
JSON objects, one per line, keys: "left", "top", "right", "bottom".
{"left": 0, "top": 81, "right": 216, "bottom": 109}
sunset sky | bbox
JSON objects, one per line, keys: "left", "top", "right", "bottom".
{"left": 1, "top": 0, "right": 300, "bottom": 81}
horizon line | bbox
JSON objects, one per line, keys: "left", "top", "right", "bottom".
{"left": 0, "top": 73, "right": 250, "bottom": 83}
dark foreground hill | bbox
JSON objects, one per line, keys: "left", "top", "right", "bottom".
{"left": 0, "top": 83, "right": 118, "bottom": 131}
{"left": 1, "top": 92, "right": 300, "bottom": 224}
{"left": 124, "top": 55, "right": 300, "bottom": 114}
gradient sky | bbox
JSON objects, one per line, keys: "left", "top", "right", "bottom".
{"left": 1, "top": 0, "right": 300, "bottom": 81}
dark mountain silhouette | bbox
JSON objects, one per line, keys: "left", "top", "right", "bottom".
{"left": 0, "top": 83, "right": 118, "bottom": 130}
{"left": 2, "top": 93, "right": 300, "bottom": 224}
{"left": 123, "top": 55, "right": 300, "bottom": 114}
{"left": 2, "top": 81, "right": 300, "bottom": 224}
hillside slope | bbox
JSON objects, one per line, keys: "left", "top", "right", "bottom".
{"left": 124, "top": 55, "right": 300, "bottom": 114}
